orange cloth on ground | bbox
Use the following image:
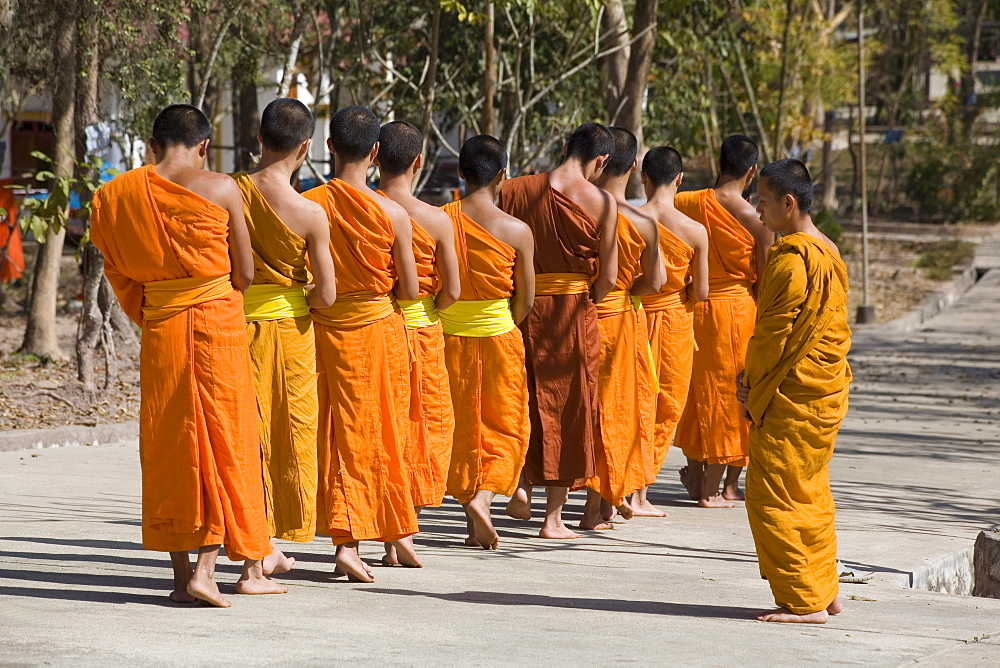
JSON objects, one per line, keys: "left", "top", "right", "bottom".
{"left": 641, "top": 225, "right": 696, "bottom": 483}
{"left": 234, "top": 172, "right": 318, "bottom": 542}
{"left": 303, "top": 179, "right": 417, "bottom": 544}
{"left": 0, "top": 181, "right": 24, "bottom": 282}
{"left": 90, "top": 165, "right": 268, "bottom": 560}
{"left": 744, "top": 233, "right": 852, "bottom": 614}
{"left": 587, "top": 214, "right": 653, "bottom": 505}
{"left": 440, "top": 200, "right": 529, "bottom": 504}
{"left": 674, "top": 188, "right": 756, "bottom": 466}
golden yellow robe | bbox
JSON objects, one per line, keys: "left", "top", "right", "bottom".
{"left": 91, "top": 165, "right": 268, "bottom": 561}
{"left": 303, "top": 179, "right": 417, "bottom": 545}
{"left": 440, "top": 200, "right": 529, "bottom": 504}
{"left": 588, "top": 214, "right": 654, "bottom": 505}
{"left": 641, "top": 225, "right": 695, "bottom": 483}
{"left": 744, "top": 233, "right": 852, "bottom": 614}
{"left": 675, "top": 188, "right": 756, "bottom": 466}
{"left": 233, "top": 172, "right": 318, "bottom": 542}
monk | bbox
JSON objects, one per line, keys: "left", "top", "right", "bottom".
{"left": 303, "top": 105, "right": 421, "bottom": 582}
{"left": 376, "top": 120, "right": 461, "bottom": 509}
{"left": 737, "top": 158, "right": 851, "bottom": 623}
{"left": 232, "top": 98, "right": 336, "bottom": 575}
{"left": 586, "top": 127, "right": 664, "bottom": 529}
{"left": 499, "top": 122, "right": 618, "bottom": 539}
{"left": 90, "top": 104, "right": 284, "bottom": 607}
{"left": 440, "top": 135, "right": 534, "bottom": 550}
{"left": 674, "top": 135, "right": 773, "bottom": 508}
{"left": 0, "top": 180, "right": 24, "bottom": 284}
{"left": 632, "top": 147, "right": 709, "bottom": 516}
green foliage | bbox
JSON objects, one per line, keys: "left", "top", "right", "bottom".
{"left": 903, "top": 138, "right": 1000, "bottom": 222}
{"left": 913, "top": 239, "right": 975, "bottom": 279}
{"left": 17, "top": 153, "right": 117, "bottom": 245}
{"left": 813, "top": 208, "right": 843, "bottom": 246}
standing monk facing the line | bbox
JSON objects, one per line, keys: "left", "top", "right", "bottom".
{"left": 633, "top": 147, "right": 708, "bottom": 516}
{"left": 674, "top": 135, "right": 773, "bottom": 508}
{"left": 499, "top": 122, "right": 619, "bottom": 539}
{"left": 91, "top": 104, "right": 284, "bottom": 607}
{"left": 303, "top": 105, "right": 421, "bottom": 582}
{"left": 441, "top": 135, "right": 534, "bottom": 550}
{"left": 586, "top": 127, "right": 664, "bottom": 529}
{"left": 232, "top": 98, "right": 337, "bottom": 576}
{"left": 738, "top": 159, "right": 851, "bottom": 623}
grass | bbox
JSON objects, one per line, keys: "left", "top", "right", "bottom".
{"left": 914, "top": 240, "right": 975, "bottom": 280}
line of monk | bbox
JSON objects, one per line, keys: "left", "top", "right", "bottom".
{"left": 91, "top": 100, "right": 851, "bottom": 623}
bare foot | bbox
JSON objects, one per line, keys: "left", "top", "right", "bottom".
{"left": 382, "top": 543, "right": 399, "bottom": 566}
{"left": 234, "top": 575, "right": 288, "bottom": 596}
{"left": 697, "top": 495, "right": 735, "bottom": 508}
{"left": 679, "top": 466, "right": 701, "bottom": 500}
{"left": 186, "top": 572, "right": 231, "bottom": 608}
{"left": 464, "top": 536, "right": 480, "bottom": 547}
{"left": 168, "top": 589, "right": 197, "bottom": 604}
{"left": 336, "top": 547, "right": 375, "bottom": 583}
{"left": 616, "top": 502, "right": 634, "bottom": 521}
{"left": 629, "top": 497, "right": 669, "bottom": 517}
{"left": 722, "top": 485, "right": 745, "bottom": 501}
{"left": 389, "top": 536, "right": 423, "bottom": 568}
{"left": 578, "top": 510, "right": 615, "bottom": 530}
{"left": 334, "top": 560, "right": 373, "bottom": 577}
{"left": 756, "top": 607, "right": 830, "bottom": 624}
{"left": 506, "top": 488, "right": 532, "bottom": 520}
{"left": 539, "top": 524, "right": 580, "bottom": 539}
{"left": 600, "top": 499, "right": 615, "bottom": 522}
{"left": 263, "top": 544, "right": 295, "bottom": 576}
{"left": 827, "top": 598, "right": 843, "bottom": 615}
{"left": 467, "top": 496, "right": 500, "bottom": 550}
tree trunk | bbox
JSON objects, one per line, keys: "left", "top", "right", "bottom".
{"left": 21, "top": 2, "right": 76, "bottom": 360}
{"left": 618, "top": 0, "right": 657, "bottom": 198}
{"left": 482, "top": 2, "right": 496, "bottom": 135}
{"left": 277, "top": 0, "right": 309, "bottom": 97}
{"left": 601, "top": 0, "right": 629, "bottom": 122}
{"left": 821, "top": 109, "right": 838, "bottom": 211}
{"left": 232, "top": 51, "right": 260, "bottom": 173}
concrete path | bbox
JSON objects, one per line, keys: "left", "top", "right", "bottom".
{"left": 2, "top": 274, "right": 1000, "bottom": 665}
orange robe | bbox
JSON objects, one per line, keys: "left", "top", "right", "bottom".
{"left": 90, "top": 165, "right": 268, "bottom": 560}
{"left": 641, "top": 225, "right": 696, "bottom": 483}
{"left": 302, "top": 179, "right": 417, "bottom": 545}
{"left": 674, "top": 189, "right": 756, "bottom": 466}
{"left": 234, "top": 172, "right": 318, "bottom": 542}
{"left": 0, "top": 180, "right": 24, "bottom": 282}
{"left": 588, "top": 214, "right": 654, "bottom": 505}
{"left": 498, "top": 174, "right": 601, "bottom": 486}
{"left": 744, "top": 233, "right": 852, "bottom": 614}
{"left": 440, "top": 200, "right": 529, "bottom": 504}
{"left": 378, "top": 194, "right": 454, "bottom": 509}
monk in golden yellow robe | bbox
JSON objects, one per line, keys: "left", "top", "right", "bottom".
{"left": 440, "top": 134, "right": 534, "bottom": 549}
{"left": 376, "top": 121, "right": 461, "bottom": 517}
{"left": 738, "top": 159, "right": 851, "bottom": 623}
{"left": 498, "top": 123, "right": 619, "bottom": 540}
{"left": 302, "top": 105, "right": 421, "bottom": 583}
{"left": 585, "top": 127, "right": 663, "bottom": 529}
{"left": 232, "top": 99, "right": 337, "bottom": 575}
{"left": 633, "top": 146, "right": 708, "bottom": 516}
{"left": 91, "top": 104, "right": 282, "bottom": 607}
{"left": 674, "top": 135, "right": 773, "bottom": 508}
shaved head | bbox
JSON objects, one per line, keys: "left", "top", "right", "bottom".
{"left": 152, "top": 104, "right": 211, "bottom": 148}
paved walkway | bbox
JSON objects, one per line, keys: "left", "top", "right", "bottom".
{"left": 2, "top": 272, "right": 999, "bottom": 665}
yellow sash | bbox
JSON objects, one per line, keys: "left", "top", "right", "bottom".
{"left": 595, "top": 289, "right": 633, "bottom": 317}
{"left": 534, "top": 272, "right": 591, "bottom": 295}
{"left": 397, "top": 295, "right": 440, "bottom": 329}
{"left": 311, "top": 291, "right": 396, "bottom": 328}
{"left": 142, "top": 274, "right": 233, "bottom": 322}
{"left": 708, "top": 279, "right": 753, "bottom": 300}
{"left": 243, "top": 283, "right": 310, "bottom": 322}
{"left": 440, "top": 298, "right": 516, "bottom": 337}
{"left": 641, "top": 288, "right": 687, "bottom": 312}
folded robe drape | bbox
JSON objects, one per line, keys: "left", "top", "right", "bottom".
{"left": 674, "top": 188, "right": 757, "bottom": 466}
{"left": 440, "top": 200, "right": 529, "bottom": 505}
{"left": 303, "top": 179, "right": 417, "bottom": 545}
{"left": 744, "top": 233, "right": 852, "bottom": 615}
{"left": 91, "top": 165, "right": 268, "bottom": 561}
{"left": 641, "top": 225, "right": 696, "bottom": 483}
{"left": 498, "top": 173, "right": 602, "bottom": 486}
{"left": 233, "top": 172, "right": 318, "bottom": 543}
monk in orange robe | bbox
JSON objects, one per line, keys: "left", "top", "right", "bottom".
{"left": 90, "top": 104, "right": 283, "bottom": 607}
{"left": 376, "top": 120, "right": 460, "bottom": 510}
{"left": 0, "top": 180, "right": 24, "bottom": 283}
{"left": 737, "top": 159, "right": 851, "bottom": 623}
{"left": 499, "top": 122, "right": 619, "bottom": 539}
{"left": 303, "top": 105, "right": 421, "bottom": 582}
{"left": 632, "top": 147, "right": 709, "bottom": 516}
{"left": 232, "top": 99, "right": 337, "bottom": 575}
{"left": 441, "top": 134, "right": 534, "bottom": 550}
{"left": 674, "top": 135, "right": 773, "bottom": 508}
{"left": 586, "top": 127, "right": 664, "bottom": 529}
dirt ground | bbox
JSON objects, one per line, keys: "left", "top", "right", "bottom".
{"left": 0, "top": 223, "right": 992, "bottom": 431}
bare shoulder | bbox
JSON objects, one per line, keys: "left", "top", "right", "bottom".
{"left": 576, "top": 181, "right": 616, "bottom": 221}
{"left": 292, "top": 194, "right": 330, "bottom": 237}
{"left": 409, "top": 199, "right": 454, "bottom": 242}
{"left": 481, "top": 207, "right": 533, "bottom": 252}
{"left": 371, "top": 190, "right": 410, "bottom": 224}
{"left": 189, "top": 170, "right": 242, "bottom": 209}
{"left": 673, "top": 210, "right": 709, "bottom": 249}
{"left": 619, "top": 201, "right": 658, "bottom": 242}
{"left": 730, "top": 196, "right": 768, "bottom": 235}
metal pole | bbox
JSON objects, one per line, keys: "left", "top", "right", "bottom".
{"left": 856, "top": 0, "right": 876, "bottom": 324}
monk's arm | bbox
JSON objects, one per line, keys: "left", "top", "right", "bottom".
{"left": 303, "top": 207, "right": 337, "bottom": 309}
{"left": 592, "top": 192, "right": 619, "bottom": 303}
{"left": 389, "top": 207, "right": 420, "bottom": 301}
{"left": 629, "top": 219, "right": 663, "bottom": 297}
{"left": 509, "top": 221, "right": 536, "bottom": 325}
{"left": 221, "top": 183, "right": 253, "bottom": 292}
{"left": 432, "top": 215, "right": 462, "bottom": 312}
{"left": 688, "top": 226, "right": 710, "bottom": 302}
{"left": 743, "top": 250, "right": 807, "bottom": 390}
{"left": 745, "top": 215, "right": 775, "bottom": 298}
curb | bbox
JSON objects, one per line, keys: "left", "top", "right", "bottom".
{"left": 0, "top": 420, "right": 138, "bottom": 453}
{"left": 880, "top": 263, "right": 981, "bottom": 333}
